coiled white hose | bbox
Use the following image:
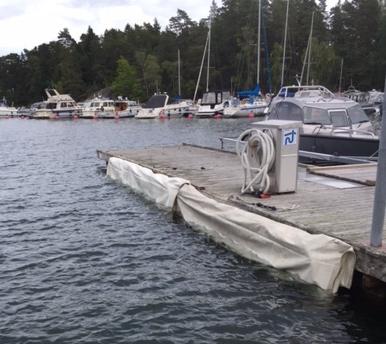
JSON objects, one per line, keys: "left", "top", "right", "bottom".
{"left": 236, "top": 128, "right": 275, "bottom": 194}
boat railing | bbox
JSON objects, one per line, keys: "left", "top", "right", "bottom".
{"left": 311, "top": 125, "right": 377, "bottom": 138}
{"left": 330, "top": 127, "right": 376, "bottom": 138}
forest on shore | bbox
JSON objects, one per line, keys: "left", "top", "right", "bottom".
{"left": 1, "top": 0, "right": 385, "bottom": 106}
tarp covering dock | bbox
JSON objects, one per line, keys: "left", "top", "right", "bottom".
{"left": 107, "top": 156, "right": 355, "bottom": 293}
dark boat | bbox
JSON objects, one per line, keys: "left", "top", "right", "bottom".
{"left": 267, "top": 89, "right": 378, "bottom": 159}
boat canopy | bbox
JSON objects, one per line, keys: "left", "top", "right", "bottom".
{"left": 201, "top": 91, "right": 230, "bottom": 105}
{"left": 269, "top": 99, "right": 370, "bottom": 127}
{"left": 237, "top": 84, "right": 260, "bottom": 99}
{"left": 142, "top": 95, "right": 168, "bottom": 109}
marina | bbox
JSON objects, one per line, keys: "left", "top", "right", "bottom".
{"left": 2, "top": 0, "right": 386, "bottom": 341}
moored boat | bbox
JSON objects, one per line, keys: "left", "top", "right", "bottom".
{"left": 114, "top": 98, "right": 141, "bottom": 118}
{"left": 135, "top": 94, "right": 169, "bottom": 119}
{"left": 0, "top": 97, "right": 17, "bottom": 117}
{"left": 163, "top": 99, "right": 194, "bottom": 117}
{"left": 223, "top": 96, "right": 267, "bottom": 118}
{"left": 267, "top": 90, "right": 378, "bottom": 158}
{"left": 80, "top": 98, "right": 116, "bottom": 119}
{"left": 196, "top": 91, "right": 231, "bottom": 118}
{"left": 30, "top": 89, "right": 81, "bottom": 119}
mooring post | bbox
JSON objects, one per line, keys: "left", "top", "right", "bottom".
{"left": 370, "top": 77, "right": 386, "bottom": 247}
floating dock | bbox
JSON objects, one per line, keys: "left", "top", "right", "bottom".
{"left": 97, "top": 144, "right": 386, "bottom": 293}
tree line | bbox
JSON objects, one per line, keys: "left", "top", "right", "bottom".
{"left": 0, "top": 0, "right": 385, "bottom": 106}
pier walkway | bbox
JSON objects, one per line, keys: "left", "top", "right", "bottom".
{"left": 97, "top": 144, "right": 386, "bottom": 285}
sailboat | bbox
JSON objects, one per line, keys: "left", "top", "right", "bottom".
{"left": 224, "top": 0, "right": 268, "bottom": 118}
{"left": 163, "top": 49, "right": 196, "bottom": 117}
{"left": 195, "top": 11, "right": 231, "bottom": 118}
{"left": 267, "top": 8, "right": 335, "bottom": 111}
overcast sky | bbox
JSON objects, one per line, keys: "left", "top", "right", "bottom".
{"left": 0, "top": 0, "right": 337, "bottom": 56}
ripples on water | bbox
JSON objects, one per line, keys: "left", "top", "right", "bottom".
{"left": 0, "top": 118, "right": 385, "bottom": 343}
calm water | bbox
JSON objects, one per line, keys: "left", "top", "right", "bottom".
{"left": 0, "top": 118, "right": 385, "bottom": 343}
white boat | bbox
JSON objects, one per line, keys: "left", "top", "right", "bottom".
{"left": 268, "top": 90, "right": 374, "bottom": 136}
{"left": 223, "top": 0, "right": 268, "bottom": 119}
{"left": 196, "top": 91, "right": 231, "bottom": 118}
{"left": 343, "top": 86, "right": 384, "bottom": 116}
{"left": 80, "top": 98, "right": 116, "bottom": 119}
{"left": 135, "top": 94, "right": 169, "bottom": 119}
{"left": 223, "top": 96, "right": 267, "bottom": 118}
{"left": 163, "top": 99, "right": 194, "bottom": 117}
{"left": 16, "top": 107, "right": 32, "bottom": 118}
{"left": 266, "top": 85, "right": 337, "bottom": 114}
{"left": 0, "top": 98, "right": 17, "bottom": 117}
{"left": 192, "top": 9, "right": 230, "bottom": 118}
{"left": 30, "top": 89, "right": 81, "bottom": 119}
{"left": 114, "top": 98, "right": 141, "bottom": 118}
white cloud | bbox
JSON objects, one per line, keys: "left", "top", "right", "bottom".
{"left": 0, "top": 0, "right": 212, "bottom": 55}
{"left": 0, "top": 0, "right": 339, "bottom": 56}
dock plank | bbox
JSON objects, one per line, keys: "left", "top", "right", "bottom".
{"left": 97, "top": 145, "right": 386, "bottom": 283}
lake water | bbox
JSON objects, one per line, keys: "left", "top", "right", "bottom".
{"left": 0, "top": 118, "right": 385, "bottom": 343}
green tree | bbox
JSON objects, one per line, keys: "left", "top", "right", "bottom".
{"left": 111, "top": 57, "right": 141, "bottom": 98}
{"left": 168, "top": 9, "right": 195, "bottom": 35}
{"left": 143, "top": 54, "right": 161, "bottom": 96}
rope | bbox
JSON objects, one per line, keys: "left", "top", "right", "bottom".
{"left": 236, "top": 128, "right": 275, "bottom": 194}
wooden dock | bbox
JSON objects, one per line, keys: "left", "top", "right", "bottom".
{"left": 97, "top": 144, "right": 386, "bottom": 288}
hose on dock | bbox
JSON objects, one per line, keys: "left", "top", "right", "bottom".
{"left": 236, "top": 128, "right": 275, "bottom": 194}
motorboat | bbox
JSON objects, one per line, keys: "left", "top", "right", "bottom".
{"left": 367, "top": 90, "right": 384, "bottom": 116}
{"left": 267, "top": 91, "right": 378, "bottom": 157}
{"left": 80, "top": 98, "right": 116, "bottom": 119}
{"left": 342, "top": 85, "right": 385, "bottom": 117}
{"left": 16, "top": 107, "right": 32, "bottom": 118}
{"left": 0, "top": 97, "right": 17, "bottom": 117}
{"left": 114, "top": 98, "right": 141, "bottom": 118}
{"left": 268, "top": 90, "right": 374, "bottom": 135}
{"left": 30, "top": 89, "right": 81, "bottom": 119}
{"left": 163, "top": 99, "right": 195, "bottom": 117}
{"left": 196, "top": 91, "right": 231, "bottom": 118}
{"left": 135, "top": 94, "right": 169, "bottom": 119}
{"left": 223, "top": 96, "right": 267, "bottom": 118}
{"left": 266, "top": 85, "right": 336, "bottom": 113}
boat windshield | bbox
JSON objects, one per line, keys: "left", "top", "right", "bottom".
{"left": 143, "top": 95, "right": 167, "bottom": 108}
{"left": 347, "top": 105, "right": 369, "bottom": 124}
{"left": 278, "top": 87, "right": 299, "bottom": 98}
{"left": 303, "top": 106, "right": 330, "bottom": 125}
{"left": 201, "top": 92, "right": 218, "bottom": 105}
{"left": 269, "top": 102, "right": 303, "bottom": 121}
{"left": 46, "top": 103, "right": 57, "bottom": 109}
{"left": 329, "top": 110, "right": 350, "bottom": 127}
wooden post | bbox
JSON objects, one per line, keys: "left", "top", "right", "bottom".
{"left": 370, "top": 76, "right": 386, "bottom": 247}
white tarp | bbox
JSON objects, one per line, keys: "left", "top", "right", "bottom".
{"left": 106, "top": 157, "right": 355, "bottom": 293}
{"left": 176, "top": 184, "right": 355, "bottom": 293}
{"left": 107, "top": 157, "right": 189, "bottom": 210}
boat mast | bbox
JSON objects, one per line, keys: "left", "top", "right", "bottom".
{"left": 257, "top": 0, "right": 261, "bottom": 86}
{"left": 306, "top": 11, "right": 314, "bottom": 85}
{"left": 262, "top": 12, "right": 272, "bottom": 93}
{"left": 280, "top": 0, "right": 289, "bottom": 87}
{"left": 206, "top": 14, "right": 212, "bottom": 92}
{"left": 300, "top": 11, "right": 314, "bottom": 86}
{"left": 193, "top": 32, "right": 209, "bottom": 102}
{"left": 178, "top": 49, "right": 181, "bottom": 97}
{"left": 338, "top": 58, "right": 344, "bottom": 94}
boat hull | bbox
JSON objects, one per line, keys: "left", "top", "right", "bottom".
{"left": 223, "top": 105, "right": 267, "bottom": 118}
{"left": 300, "top": 134, "right": 379, "bottom": 157}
